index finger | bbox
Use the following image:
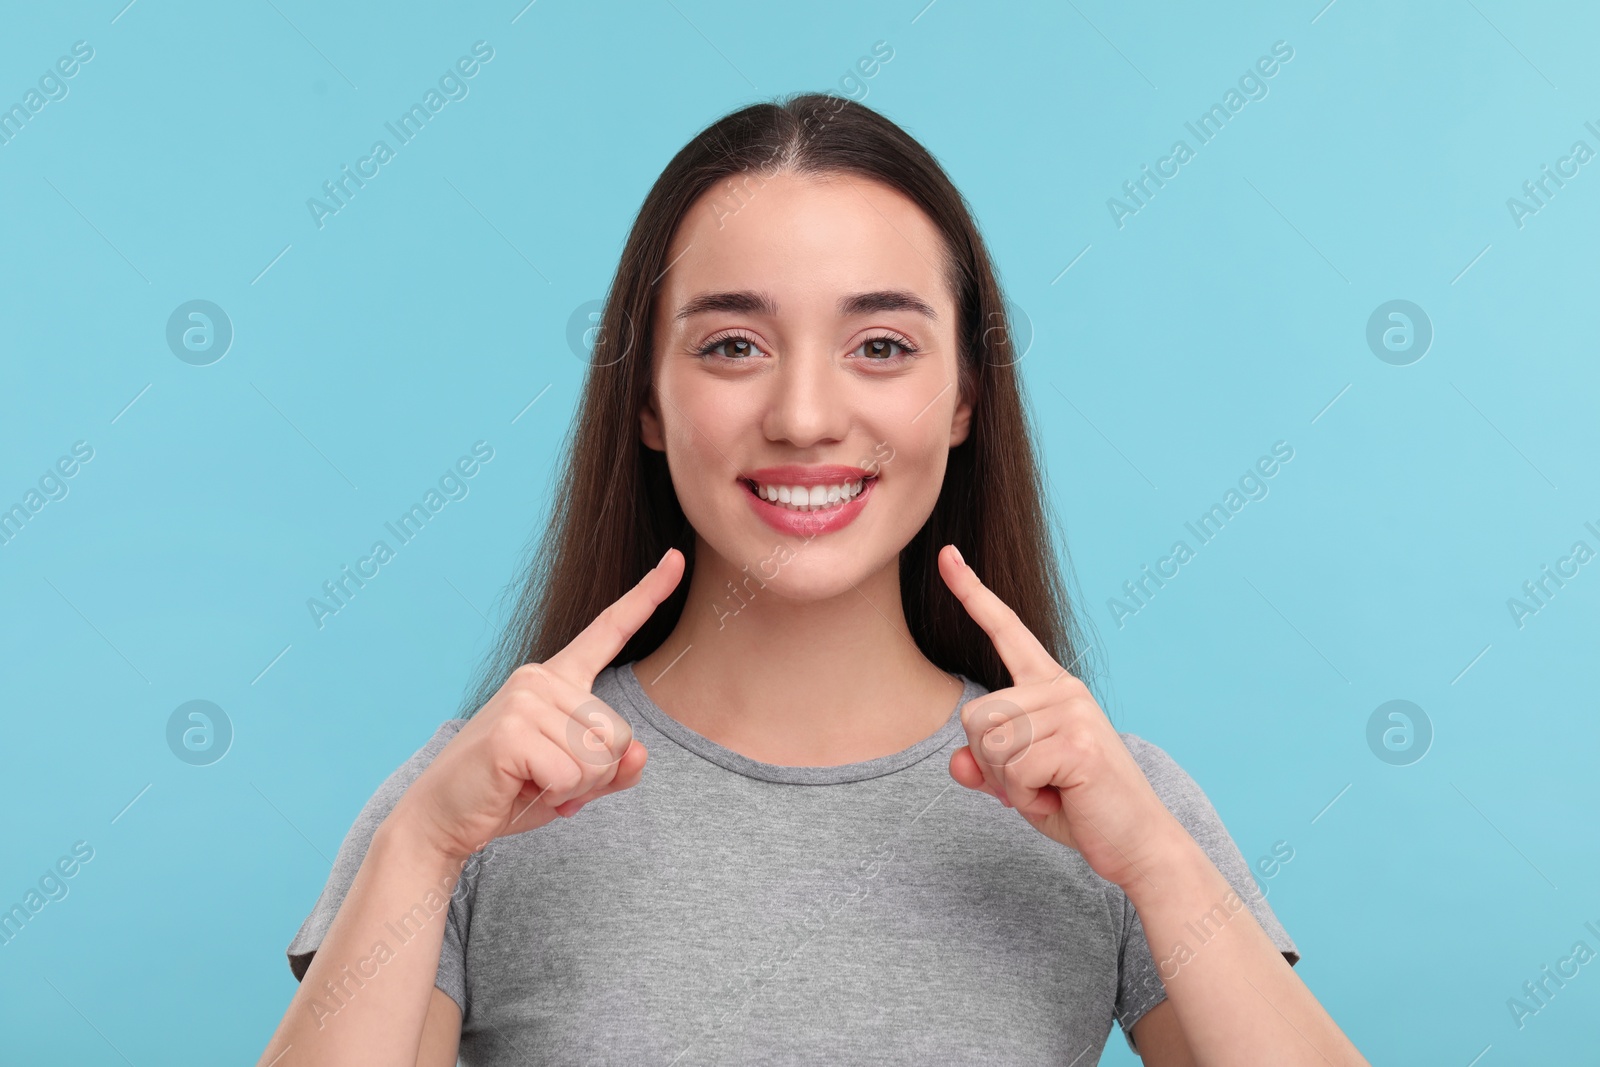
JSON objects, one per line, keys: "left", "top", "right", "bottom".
{"left": 938, "top": 544, "right": 1062, "bottom": 687}
{"left": 545, "top": 547, "right": 685, "bottom": 689}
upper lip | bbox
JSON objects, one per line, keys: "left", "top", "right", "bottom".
{"left": 741, "top": 464, "right": 875, "bottom": 487}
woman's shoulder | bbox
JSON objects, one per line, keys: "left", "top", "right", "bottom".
{"left": 319, "top": 719, "right": 469, "bottom": 891}
{"left": 359, "top": 718, "right": 468, "bottom": 814}
{"left": 1110, "top": 730, "right": 1302, "bottom": 966}
{"left": 286, "top": 718, "right": 471, "bottom": 976}
{"left": 1114, "top": 731, "right": 1186, "bottom": 783}
{"left": 1112, "top": 732, "right": 1229, "bottom": 836}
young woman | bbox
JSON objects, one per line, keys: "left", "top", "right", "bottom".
{"left": 258, "top": 94, "right": 1368, "bottom": 1066}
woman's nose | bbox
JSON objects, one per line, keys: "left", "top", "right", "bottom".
{"left": 761, "top": 348, "right": 851, "bottom": 447}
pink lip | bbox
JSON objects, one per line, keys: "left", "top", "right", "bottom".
{"left": 739, "top": 466, "right": 877, "bottom": 537}
{"left": 742, "top": 464, "right": 873, "bottom": 486}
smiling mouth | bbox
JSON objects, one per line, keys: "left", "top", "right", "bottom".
{"left": 740, "top": 475, "right": 877, "bottom": 512}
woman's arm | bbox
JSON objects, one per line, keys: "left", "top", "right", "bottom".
{"left": 934, "top": 546, "right": 1366, "bottom": 1065}
{"left": 1125, "top": 827, "right": 1366, "bottom": 1067}
{"left": 258, "top": 550, "right": 683, "bottom": 1066}
{"left": 418, "top": 988, "right": 464, "bottom": 1067}
{"left": 257, "top": 820, "right": 464, "bottom": 1067}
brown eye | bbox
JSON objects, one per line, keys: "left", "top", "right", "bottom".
{"left": 854, "top": 334, "right": 918, "bottom": 362}
{"left": 697, "top": 334, "right": 764, "bottom": 360}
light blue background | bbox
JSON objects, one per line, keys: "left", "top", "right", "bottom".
{"left": 2, "top": 1, "right": 1596, "bottom": 1063}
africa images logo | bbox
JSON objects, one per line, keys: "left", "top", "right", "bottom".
{"left": 305, "top": 41, "right": 495, "bottom": 230}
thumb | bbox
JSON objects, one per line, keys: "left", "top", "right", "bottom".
{"left": 555, "top": 740, "right": 648, "bottom": 818}
{"left": 950, "top": 746, "right": 1011, "bottom": 806}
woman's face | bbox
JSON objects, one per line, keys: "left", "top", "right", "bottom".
{"left": 641, "top": 168, "right": 972, "bottom": 599}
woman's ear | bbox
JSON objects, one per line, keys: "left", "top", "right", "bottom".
{"left": 949, "top": 390, "right": 973, "bottom": 446}
{"left": 640, "top": 393, "right": 666, "bottom": 451}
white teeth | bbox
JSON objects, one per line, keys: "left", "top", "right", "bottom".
{"left": 752, "top": 479, "right": 867, "bottom": 511}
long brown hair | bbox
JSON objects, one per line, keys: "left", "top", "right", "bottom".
{"left": 459, "top": 91, "right": 1098, "bottom": 716}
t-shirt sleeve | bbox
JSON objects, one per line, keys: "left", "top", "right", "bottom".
{"left": 285, "top": 719, "right": 472, "bottom": 1016}
{"left": 1110, "top": 732, "right": 1301, "bottom": 1054}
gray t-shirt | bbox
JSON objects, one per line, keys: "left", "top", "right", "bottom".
{"left": 288, "top": 661, "right": 1298, "bottom": 1064}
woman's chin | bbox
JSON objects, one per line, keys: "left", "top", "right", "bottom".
{"left": 696, "top": 538, "right": 877, "bottom": 600}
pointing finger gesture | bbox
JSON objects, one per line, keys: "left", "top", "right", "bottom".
{"left": 389, "top": 549, "right": 686, "bottom": 864}
{"left": 938, "top": 545, "right": 1185, "bottom": 893}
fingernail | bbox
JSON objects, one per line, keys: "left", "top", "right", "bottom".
{"left": 950, "top": 545, "right": 964, "bottom": 566}
{"left": 657, "top": 548, "right": 672, "bottom": 568}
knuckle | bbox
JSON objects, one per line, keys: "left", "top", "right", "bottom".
{"left": 604, "top": 710, "right": 634, "bottom": 753}
{"left": 968, "top": 700, "right": 1029, "bottom": 768}
{"left": 1056, "top": 672, "right": 1090, "bottom": 699}
{"left": 1059, "top": 723, "right": 1097, "bottom": 761}
{"left": 544, "top": 754, "right": 585, "bottom": 796}
{"left": 964, "top": 697, "right": 1014, "bottom": 733}
{"left": 501, "top": 684, "right": 541, "bottom": 719}
{"left": 503, "top": 666, "right": 545, "bottom": 703}
{"left": 606, "top": 613, "right": 633, "bottom": 650}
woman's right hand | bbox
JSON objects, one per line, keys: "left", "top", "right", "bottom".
{"left": 387, "top": 547, "right": 685, "bottom": 864}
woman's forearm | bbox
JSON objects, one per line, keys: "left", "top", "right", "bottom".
{"left": 257, "top": 820, "right": 465, "bottom": 1067}
{"left": 1125, "top": 829, "right": 1368, "bottom": 1067}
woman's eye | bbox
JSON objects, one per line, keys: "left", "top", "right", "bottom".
{"left": 856, "top": 335, "right": 918, "bottom": 362}
{"left": 696, "top": 333, "right": 918, "bottom": 363}
{"left": 698, "top": 335, "right": 763, "bottom": 360}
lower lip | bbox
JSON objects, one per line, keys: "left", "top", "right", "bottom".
{"left": 742, "top": 478, "right": 876, "bottom": 537}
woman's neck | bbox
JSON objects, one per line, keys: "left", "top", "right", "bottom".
{"left": 632, "top": 539, "right": 964, "bottom": 767}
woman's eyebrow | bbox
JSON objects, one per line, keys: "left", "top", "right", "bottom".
{"left": 675, "top": 290, "right": 777, "bottom": 321}
{"left": 674, "top": 289, "right": 938, "bottom": 322}
{"left": 840, "top": 290, "right": 938, "bottom": 321}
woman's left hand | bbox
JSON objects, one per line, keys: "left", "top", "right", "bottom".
{"left": 939, "top": 544, "right": 1190, "bottom": 895}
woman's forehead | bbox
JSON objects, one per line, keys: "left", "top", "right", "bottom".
{"left": 660, "top": 172, "right": 954, "bottom": 321}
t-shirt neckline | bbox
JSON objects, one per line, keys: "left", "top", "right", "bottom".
{"left": 614, "top": 660, "right": 986, "bottom": 785}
